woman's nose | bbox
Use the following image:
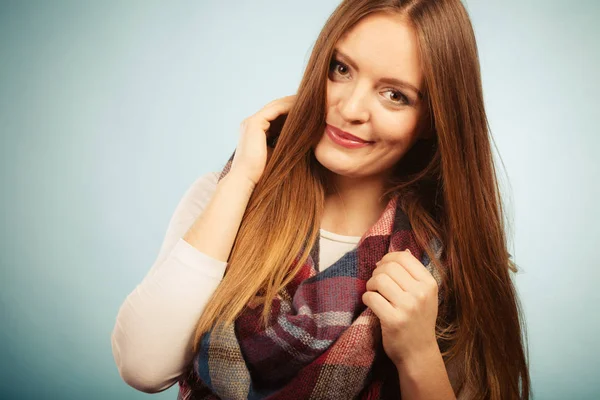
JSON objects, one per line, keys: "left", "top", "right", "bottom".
{"left": 338, "top": 84, "right": 370, "bottom": 123}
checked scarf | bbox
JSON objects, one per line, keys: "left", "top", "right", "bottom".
{"left": 178, "top": 151, "right": 444, "bottom": 400}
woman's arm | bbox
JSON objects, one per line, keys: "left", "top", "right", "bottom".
{"left": 395, "top": 345, "right": 457, "bottom": 400}
{"left": 182, "top": 170, "right": 256, "bottom": 262}
{"left": 111, "top": 170, "right": 255, "bottom": 393}
{"left": 111, "top": 238, "right": 226, "bottom": 393}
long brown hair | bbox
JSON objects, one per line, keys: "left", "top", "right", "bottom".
{"left": 192, "top": 0, "right": 530, "bottom": 398}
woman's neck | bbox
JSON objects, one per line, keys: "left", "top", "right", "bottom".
{"left": 321, "top": 171, "right": 390, "bottom": 237}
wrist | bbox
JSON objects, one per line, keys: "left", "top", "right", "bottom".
{"left": 394, "top": 343, "right": 456, "bottom": 400}
{"left": 223, "top": 170, "right": 257, "bottom": 192}
{"left": 395, "top": 342, "right": 442, "bottom": 375}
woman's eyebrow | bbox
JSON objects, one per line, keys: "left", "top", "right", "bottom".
{"left": 333, "top": 48, "right": 423, "bottom": 98}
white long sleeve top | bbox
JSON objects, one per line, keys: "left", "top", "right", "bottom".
{"left": 111, "top": 171, "right": 362, "bottom": 393}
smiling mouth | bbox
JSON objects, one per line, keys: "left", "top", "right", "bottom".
{"left": 325, "top": 125, "right": 374, "bottom": 149}
{"left": 326, "top": 124, "right": 374, "bottom": 143}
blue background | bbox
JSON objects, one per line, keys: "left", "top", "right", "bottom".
{"left": 1, "top": 0, "right": 598, "bottom": 399}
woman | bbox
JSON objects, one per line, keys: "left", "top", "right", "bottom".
{"left": 112, "top": 0, "right": 530, "bottom": 398}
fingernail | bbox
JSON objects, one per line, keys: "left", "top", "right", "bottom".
{"left": 405, "top": 248, "right": 411, "bottom": 254}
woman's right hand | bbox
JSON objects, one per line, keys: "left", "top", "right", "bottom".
{"left": 229, "top": 95, "right": 296, "bottom": 186}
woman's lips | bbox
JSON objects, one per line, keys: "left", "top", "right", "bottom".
{"left": 325, "top": 124, "right": 373, "bottom": 149}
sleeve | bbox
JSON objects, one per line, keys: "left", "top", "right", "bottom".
{"left": 110, "top": 171, "right": 226, "bottom": 393}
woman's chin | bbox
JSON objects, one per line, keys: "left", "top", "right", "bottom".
{"left": 316, "top": 158, "right": 363, "bottom": 179}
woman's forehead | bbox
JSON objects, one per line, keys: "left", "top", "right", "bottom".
{"left": 335, "top": 13, "right": 423, "bottom": 90}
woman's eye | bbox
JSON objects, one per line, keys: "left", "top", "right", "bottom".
{"left": 329, "top": 59, "right": 350, "bottom": 78}
{"left": 384, "top": 90, "right": 410, "bottom": 105}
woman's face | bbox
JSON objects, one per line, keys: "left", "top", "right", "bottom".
{"left": 314, "top": 12, "right": 426, "bottom": 180}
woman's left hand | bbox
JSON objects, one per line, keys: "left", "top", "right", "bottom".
{"left": 362, "top": 249, "right": 440, "bottom": 367}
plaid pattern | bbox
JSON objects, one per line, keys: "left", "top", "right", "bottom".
{"left": 178, "top": 151, "right": 444, "bottom": 399}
